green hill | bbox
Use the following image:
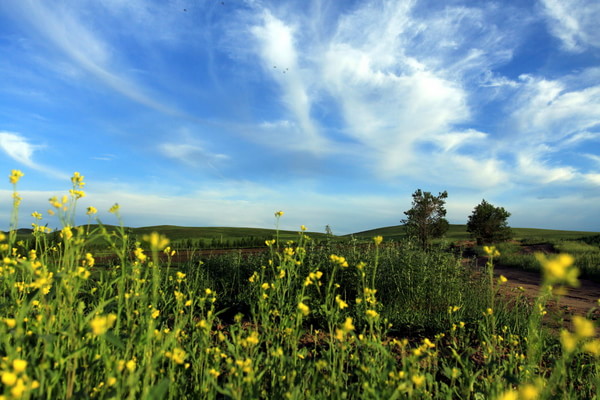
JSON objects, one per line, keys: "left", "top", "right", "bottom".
{"left": 347, "top": 224, "right": 599, "bottom": 242}
{"left": 126, "top": 225, "right": 329, "bottom": 242}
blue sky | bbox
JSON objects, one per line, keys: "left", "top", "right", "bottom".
{"left": 1, "top": 0, "right": 600, "bottom": 234}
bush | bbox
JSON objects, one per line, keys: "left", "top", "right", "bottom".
{"left": 467, "top": 199, "right": 512, "bottom": 245}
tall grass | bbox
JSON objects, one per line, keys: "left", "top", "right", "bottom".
{"left": 1, "top": 171, "right": 599, "bottom": 399}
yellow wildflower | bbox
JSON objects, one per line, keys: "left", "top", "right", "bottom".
{"left": 143, "top": 232, "right": 170, "bottom": 251}
{"left": 497, "top": 390, "right": 518, "bottom": 400}
{"left": 365, "top": 309, "right": 379, "bottom": 319}
{"left": 61, "top": 226, "right": 73, "bottom": 241}
{"left": 583, "top": 340, "right": 600, "bottom": 356}
{"left": 169, "top": 348, "right": 187, "bottom": 364}
{"left": 134, "top": 247, "right": 147, "bottom": 263}
{"left": 535, "top": 253, "right": 579, "bottom": 287}
{"left": 373, "top": 236, "right": 383, "bottom": 246}
{"left": 298, "top": 302, "right": 310, "bottom": 316}
{"left": 275, "top": 210, "right": 284, "bottom": 217}
{"left": 9, "top": 170, "right": 24, "bottom": 184}
{"left": 71, "top": 172, "right": 85, "bottom": 187}
{"left": 11, "top": 379, "right": 26, "bottom": 398}
{"left": 12, "top": 359, "right": 27, "bottom": 373}
{"left": 572, "top": 316, "right": 595, "bottom": 339}
{"left": 560, "top": 330, "right": 577, "bottom": 353}
{"left": 342, "top": 317, "right": 355, "bottom": 332}
{"left": 126, "top": 359, "right": 136, "bottom": 372}
{"left": 90, "top": 314, "right": 117, "bottom": 335}
{"left": 3, "top": 318, "right": 16, "bottom": 328}
{"left": 109, "top": 203, "right": 120, "bottom": 214}
{"left": 411, "top": 374, "right": 425, "bottom": 387}
{"left": 329, "top": 254, "right": 348, "bottom": 268}
{"left": 518, "top": 384, "right": 539, "bottom": 400}
{"left": 86, "top": 206, "right": 97, "bottom": 215}
{"left": 335, "top": 295, "right": 348, "bottom": 310}
{"left": 1, "top": 371, "right": 17, "bottom": 386}
{"left": 69, "top": 189, "right": 85, "bottom": 199}
{"left": 483, "top": 246, "right": 500, "bottom": 257}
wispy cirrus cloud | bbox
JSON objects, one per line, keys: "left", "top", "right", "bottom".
{"left": 3, "top": 1, "right": 182, "bottom": 116}
{"left": 0, "top": 131, "right": 67, "bottom": 179}
{"left": 505, "top": 71, "right": 600, "bottom": 186}
{"left": 0, "top": 132, "right": 38, "bottom": 168}
{"left": 540, "top": 0, "right": 600, "bottom": 52}
{"left": 251, "top": 10, "right": 329, "bottom": 154}
{"left": 160, "top": 142, "right": 229, "bottom": 168}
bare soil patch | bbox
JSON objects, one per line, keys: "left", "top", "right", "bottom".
{"left": 470, "top": 243, "right": 600, "bottom": 323}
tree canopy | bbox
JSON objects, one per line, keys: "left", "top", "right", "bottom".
{"left": 402, "top": 189, "right": 449, "bottom": 249}
{"left": 466, "top": 199, "right": 512, "bottom": 245}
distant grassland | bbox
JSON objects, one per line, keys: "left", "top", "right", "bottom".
{"left": 349, "top": 224, "right": 599, "bottom": 242}
{"left": 12, "top": 224, "right": 599, "bottom": 249}
{"left": 127, "top": 225, "right": 330, "bottom": 242}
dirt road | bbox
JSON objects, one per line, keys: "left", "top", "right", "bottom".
{"left": 493, "top": 264, "right": 600, "bottom": 320}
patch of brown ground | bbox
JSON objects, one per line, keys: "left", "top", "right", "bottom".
{"left": 470, "top": 243, "right": 600, "bottom": 323}
{"left": 493, "top": 265, "right": 600, "bottom": 322}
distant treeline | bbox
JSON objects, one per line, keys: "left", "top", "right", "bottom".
{"left": 580, "top": 234, "right": 600, "bottom": 247}
{"left": 169, "top": 236, "right": 272, "bottom": 250}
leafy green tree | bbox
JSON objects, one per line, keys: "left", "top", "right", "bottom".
{"left": 402, "top": 189, "right": 449, "bottom": 249}
{"left": 466, "top": 199, "right": 512, "bottom": 245}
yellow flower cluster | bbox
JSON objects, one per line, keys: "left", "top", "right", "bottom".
{"left": 298, "top": 302, "right": 310, "bottom": 316}
{"left": 304, "top": 271, "right": 323, "bottom": 286}
{"left": 9, "top": 170, "right": 24, "bottom": 184}
{"left": 86, "top": 206, "right": 97, "bottom": 216}
{"left": 143, "top": 232, "right": 170, "bottom": 251}
{"left": 165, "top": 348, "right": 187, "bottom": 365}
{"left": 535, "top": 253, "right": 579, "bottom": 287}
{"left": 329, "top": 254, "right": 348, "bottom": 268}
{"left": 335, "top": 317, "right": 355, "bottom": 341}
{"left": 90, "top": 314, "right": 117, "bottom": 336}
{"left": 483, "top": 246, "right": 500, "bottom": 257}
{"left": 1, "top": 358, "right": 39, "bottom": 398}
{"left": 560, "top": 316, "right": 598, "bottom": 354}
{"left": 335, "top": 294, "right": 348, "bottom": 310}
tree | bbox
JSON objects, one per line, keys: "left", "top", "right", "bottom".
{"left": 402, "top": 189, "right": 449, "bottom": 249}
{"left": 466, "top": 199, "right": 512, "bottom": 245}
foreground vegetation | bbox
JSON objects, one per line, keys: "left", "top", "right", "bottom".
{"left": 1, "top": 171, "right": 599, "bottom": 399}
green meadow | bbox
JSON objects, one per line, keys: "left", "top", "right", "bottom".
{"left": 1, "top": 171, "right": 600, "bottom": 399}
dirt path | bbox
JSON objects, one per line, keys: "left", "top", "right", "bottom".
{"left": 493, "top": 265, "right": 600, "bottom": 319}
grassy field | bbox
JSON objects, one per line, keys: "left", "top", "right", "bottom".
{"left": 350, "top": 224, "right": 600, "bottom": 242}
{"left": 1, "top": 172, "right": 600, "bottom": 399}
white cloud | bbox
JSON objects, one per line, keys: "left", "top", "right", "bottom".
{"left": 6, "top": 1, "right": 183, "bottom": 116}
{"left": 0, "top": 132, "right": 38, "bottom": 168}
{"left": 251, "top": 11, "right": 329, "bottom": 154}
{"left": 159, "top": 142, "right": 229, "bottom": 167}
{"left": 504, "top": 72, "right": 600, "bottom": 186}
{"left": 435, "top": 129, "right": 488, "bottom": 152}
{"left": 515, "top": 79, "right": 600, "bottom": 140}
{"left": 245, "top": 1, "right": 525, "bottom": 181}
{"left": 0, "top": 131, "right": 68, "bottom": 179}
{"left": 516, "top": 152, "right": 577, "bottom": 184}
{"left": 540, "top": 0, "right": 600, "bottom": 52}
{"left": 319, "top": 3, "right": 472, "bottom": 174}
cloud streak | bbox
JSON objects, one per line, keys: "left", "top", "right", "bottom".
{"left": 0, "top": 132, "right": 67, "bottom": 179}
{"left": 5, "top": 1, "right": 183, "bottom": 116}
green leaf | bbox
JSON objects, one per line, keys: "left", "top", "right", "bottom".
{"left": 147, "top": 378, "right": 170, "bottom": 400}
{"left": 103, "top": 332, "right": 125, "bottom": 350}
